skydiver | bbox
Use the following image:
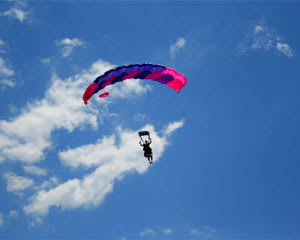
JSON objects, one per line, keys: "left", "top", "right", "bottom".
{"left": 140, "top": 139, "right": 153, "bottom": 164}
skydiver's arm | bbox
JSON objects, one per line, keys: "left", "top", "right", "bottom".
{"left": 149, "top": 138, "right": 152, "bottom": 144}
{"left": 139, "top": 141, "right": 143, "bottom": 146}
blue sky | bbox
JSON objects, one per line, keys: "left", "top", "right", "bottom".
{"left": 0, "top": 1, "right": 300, "bottom": 239}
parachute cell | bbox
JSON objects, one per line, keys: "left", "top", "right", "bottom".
{"left": 83, "top": 63, "right": 187, "bottom": 104}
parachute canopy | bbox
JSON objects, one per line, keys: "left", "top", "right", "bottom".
{"left": 83, "top": 63, "right": 187, "bottom": 104}
{"left": 99, "top": 91, "right": 109, "bottom": 98}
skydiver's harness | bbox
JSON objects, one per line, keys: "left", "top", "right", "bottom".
{"left": 143, "top": 143, "right": 152, "bottom": 153}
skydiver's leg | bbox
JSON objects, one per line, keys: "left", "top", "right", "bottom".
{"left": 147, "top": 154, "right": 152, "bottom": 163}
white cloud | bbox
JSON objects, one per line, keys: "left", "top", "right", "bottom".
{"left": 108, "top": 79, "right": 152, "bottom": 98}
{"left": 162, "top": 228, "right": 173, "bottom": 234}
{"left": 0, "top": 57, "right": 14, "bottom": 77}
{"left": 59, "top": 135, "right": 120, "bottom": 169}
{"left": 55, "top": 38, "right": 84, "bottom": 57}
{"left": 23, "top": 166, "right": 47, "bottom": 176}
{"left": 0, "top": 135, "right": 19, "bottom": 151}
{"left": 40, "top": 58, "right": 51, "bottom": 65}
{"left": 24, "top": 121, "right": 184, "bottom": 216}
{"left": 140, "top": 228, "right": 156, "bottom": 237}
{"left": 251, "top": 25, "right": 274, "bottom": 50}
{"left": 170, "top": 37, "right": 186, "bottom": 57}
{"left": 190, "top": 227, "right": 217, "bottom": 238}
{"left": 254, "top": 25, "right": 265, "bottom": 33}
{"left": 276, "top": 42, "right": 293, "bottom": 58}
{"left": 0, "top": 59, "right": 151, "bottom": 163}
{"left": 1, "top": 8, "right": 29, "bottom": 22}
{"left": 8, "top": 210, "right": 18, "bottom": 218}
{"left": 0, "top": 47, "right": 15, "bottom": 90}
{"left": 163, "top": 119, "right": 184, "bottom": 136}
{"left": 239, "top": 24, "right": 295, "bottom": 58}
{"left": 57, "top": 38, "right": 84, "bottom": 47}
{"left": 59, "top": 124, "right": 170, "bottom": 169}
{"left": 0, "top": 57, "right": 15, "bottom": 89}
{"left": 0, "top": 79, "right": 16, "bottom": 88}
{"left": 1, "top": 0, "right": 30, "bottom": 22}
{"left": 3, "top": 172, "right": 34, "bottom": 192}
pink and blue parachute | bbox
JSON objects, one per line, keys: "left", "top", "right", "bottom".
{"left": 83, "top": 63, "right": 187, "bottom": 104}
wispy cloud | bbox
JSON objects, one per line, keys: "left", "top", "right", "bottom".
{"left": 140, "top": 228, "right": 156, "bottom": 237}
{"left": 8, "top": 104, "right": 18, "bottom": 114}
{"left": 0, "top": 54, "right": 16, "bottom": 90}
{"left": 276, "top": 42, "right": 293, "bottom": 58}
{"left": 3, "top": 172, "right": 34, "bottom": 193}
{"left": 40, "top": 58, "right": 51, "bottom": 65}
{"left": 1, "top": 8, "right": 29, "bottom": 22}
{"left": 8, "top": 210, "right": 18, "bottom": 218}
{"left": 55, "top": 38, "right": 84, "bottom": 57}
{"left": 0, "top": 0, "right": 30, "bottom": 22}
{"left": 0, "top": 210, "right": 19, "bottom": 226}
{"left": 163, "top": 119, "right": 184, "bottom": 136}
{"left": 24, "top": 121, "right": 183, "bottom": 217}
{"left": 190, "top": 226, "right": 217, "bottom": 238}
{"left": 191, "top": 229, "right": 200, "bottom": 235}
{"left": 251, "top": 26, "right": 273, "bottom": 50}
{"left": 133, "top": 113, "right": 146, "bottom": 122}
{"left": 0, "top": 40, "right": 5, "bottom": 53}
{"left": 23, "top": 166, "right": 47, "bottom": 176}
{"left": 170, "top": 37, "right": 186, "bottom": 57}
{"left": 238, "top": 24, "right": 294, "bottom": 58}
{"left": 0, "top": 57, "right": 14, "bottom": 77}
{"left": 0, "top": 59, "right": 151, "bottom": 163}
{"left": 254, "top": 25, "right": 264, "bottom": 33}
{"left": 0, "top": 79, "right": 16, "bottom": 88}
{"left": 162, "top": 228, "right": 173, "bottom": 234}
